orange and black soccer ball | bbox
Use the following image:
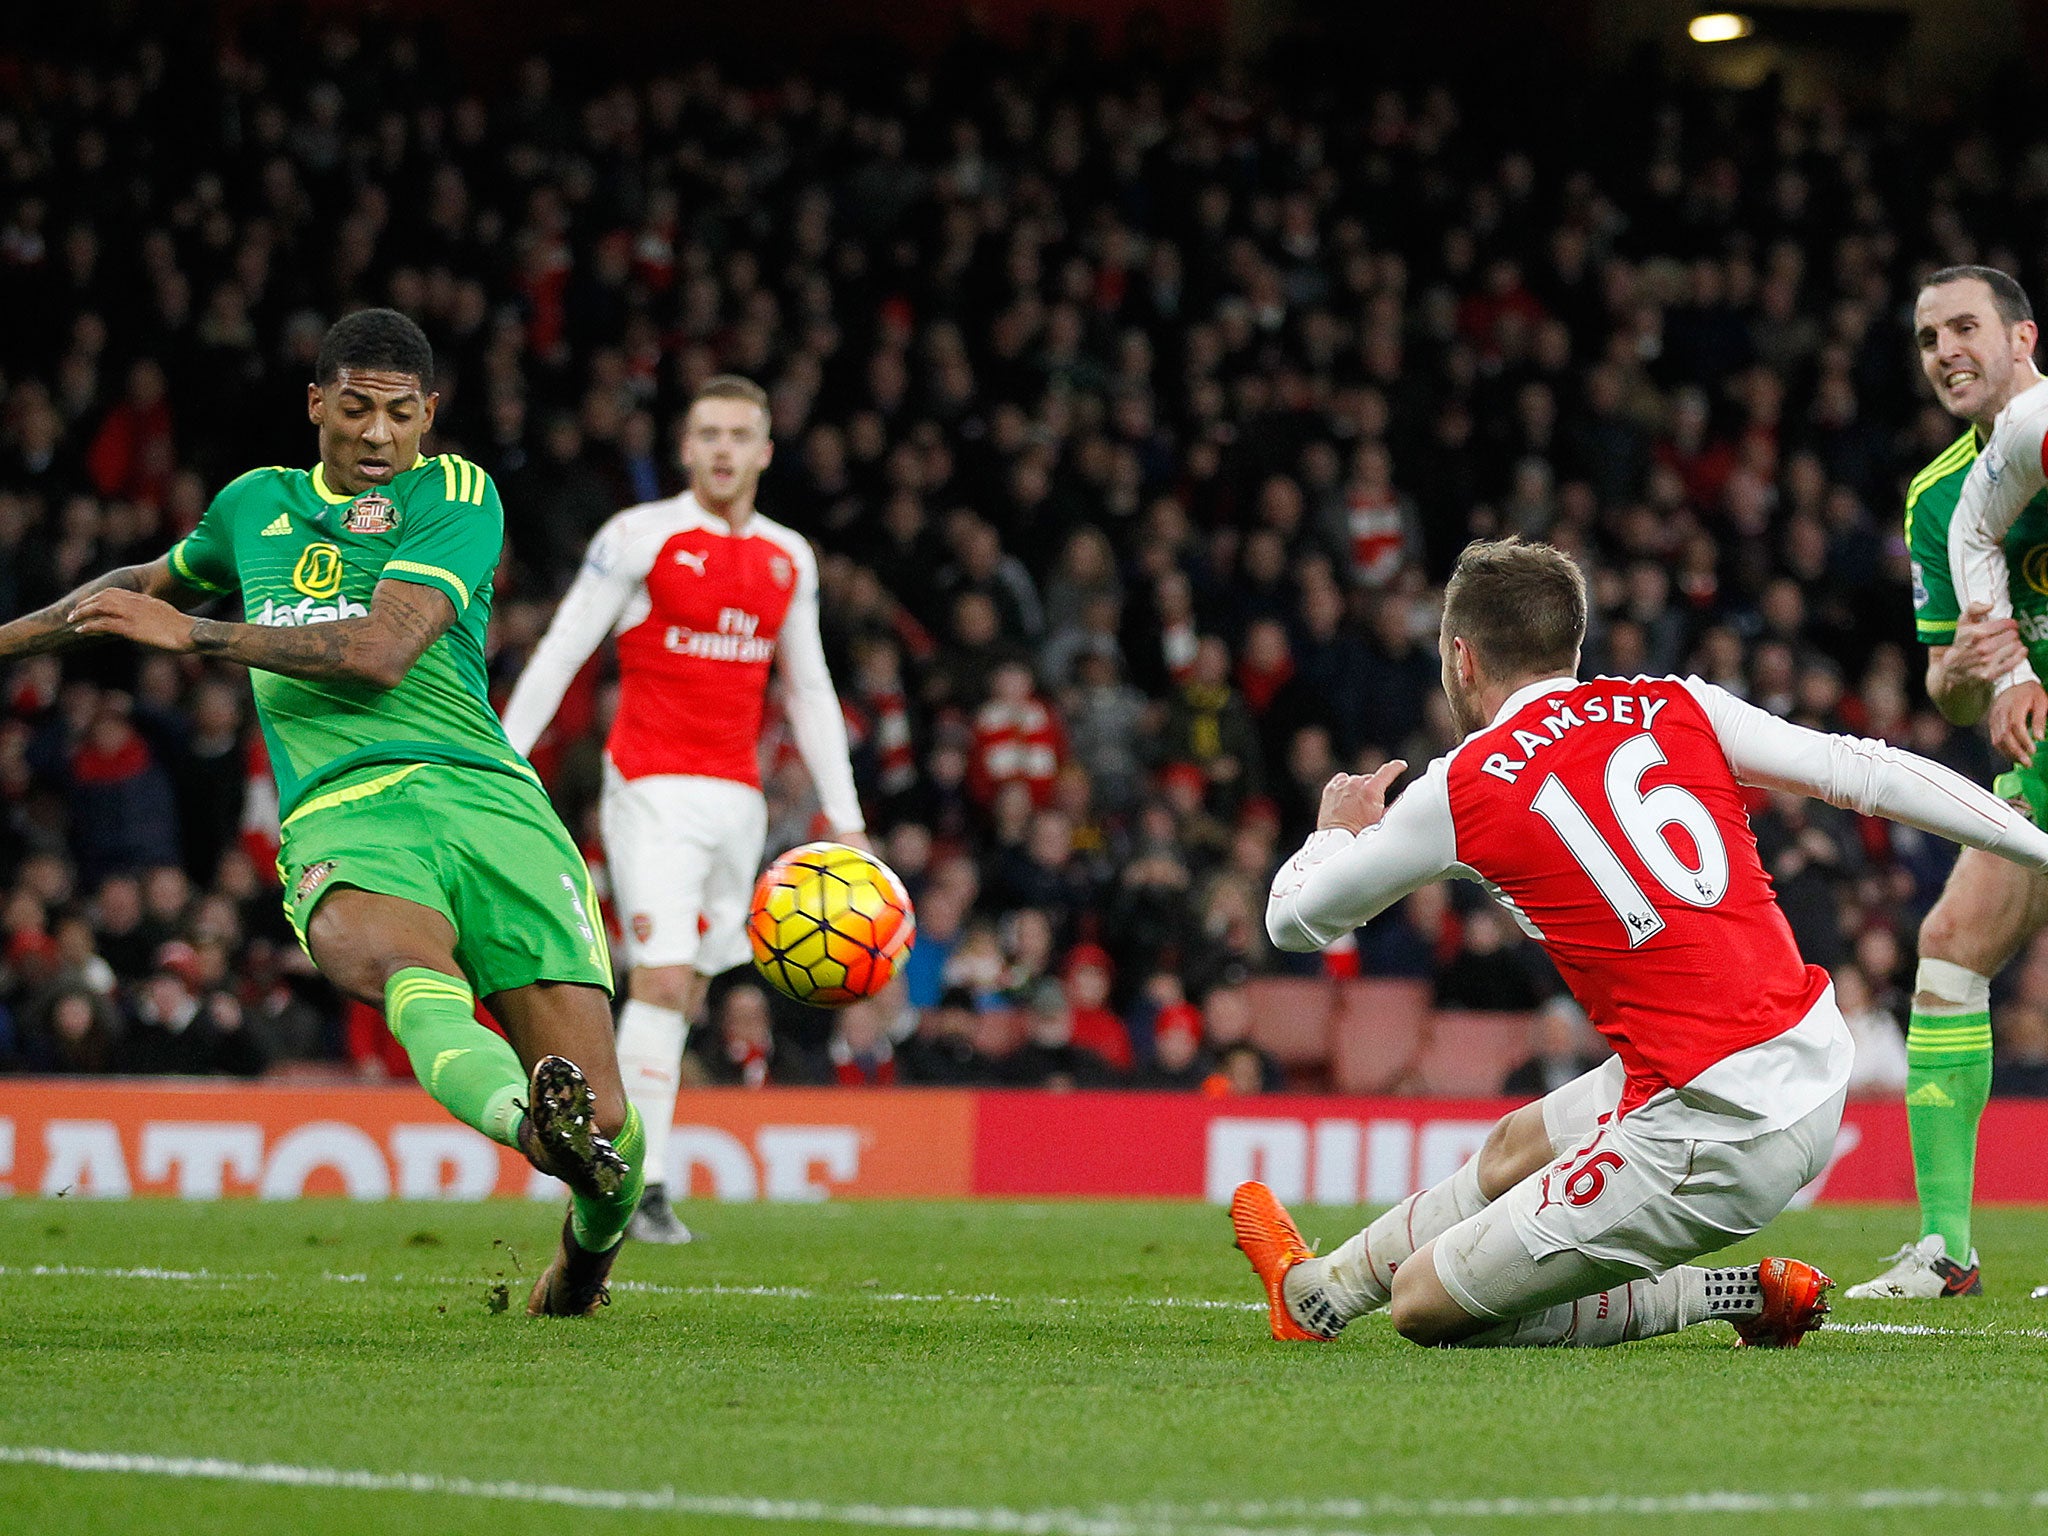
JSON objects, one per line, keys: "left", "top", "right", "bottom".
{"left": 747, "top": 841, "right": 917, "bottom": 1007}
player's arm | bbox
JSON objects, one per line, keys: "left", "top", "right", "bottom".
{"left": 1265, "top": 757, "right": 1458, "bottom": 951}
{"left": 0, "top": 557, "right": 202, "bottom": 660}
{"left": 1949, "top": 386, "right": 2048, "bottom": 759}
{"left": 500, "top": 513, "right": 643, "bottom": 754}
{"left": 69, "top": 577, "right": 456, "bottom": 690}
{"left": 1686, "top": 677, "right": 2048, "bottom": 871}
{"left": 774, "top": 543, "right": 866, "bottom": 844}
{"left": 1925, "top": 607, "right": 2028, "bottom": 728}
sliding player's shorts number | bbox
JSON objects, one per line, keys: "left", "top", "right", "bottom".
{"left": 1564, "top": 1149, "right": 1626, "bottom": 1207}
{"left": 1529, "top": 732, "right": 1730, "bottom": 947}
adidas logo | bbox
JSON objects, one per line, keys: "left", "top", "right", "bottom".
{"left": 261, "top": 514, "right": 293, "bottom": 536}
{"left": 1905, "top": 1081, "right": 1957, "bottom": 1109}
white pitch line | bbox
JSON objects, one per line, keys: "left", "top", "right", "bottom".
{"left": 0, "top": 1263, "right": 273, "bottom": 1283}
{"left": 7, "top": 1444, "right": 2048, "bottom": 1532}
{"left": 1171, "top": 1487, "right": 2048, "bottom": 1519}
{"left": 19, "top": 1264, "right": 2048, "bottom": 1335}
{"left": 0, "top": 1445, "right": 1382, "bottom": 1536}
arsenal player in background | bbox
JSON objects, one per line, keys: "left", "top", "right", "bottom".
{"left": 503, "top": 376, "right": 865, "bottom": 1244}
{"left": 1234, "top": 538, "right": 2048, "bottom": 1350}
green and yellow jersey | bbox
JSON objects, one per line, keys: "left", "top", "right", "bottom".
{"left": 1907, "top": 427, "right": 2048, "bottom": 657}
{"left": 167, "top": 453, "right": 531, "bottom": 816}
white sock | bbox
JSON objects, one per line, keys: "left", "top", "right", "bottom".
{"left": 615, "top": 998, "right": 687, "bottom": 1186}
{"left": 1315, "top": 1158, "right": 1489, "bottom": 1319}
{"left": 1459, "top": 1265, "right": 1758, "bottom": 1348}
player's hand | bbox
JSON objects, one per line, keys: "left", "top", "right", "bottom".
{"left": 831, "top": 828, "right": 874, "bottom": 854}
{"left": 1948, "top": 602, "right": 2030, "bottom": 685}
{"left": 1317, "top": 760, "right": 1407, "bottom": 835}
{"left": 1991, "top": 680, "right": 2048, "bottom": 767}
{"left": 68, "top": 589, "right": 196, "bottom": 653}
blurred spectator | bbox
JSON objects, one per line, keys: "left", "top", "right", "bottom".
{"left": 114, "top": 964, "right": 262, "bottom": 1076}
{"left": 1062, "top": 943, "right": 1133, "bottom": 1073}
{"left": 695, "top": 984, "right": 779, "bottom": 1088}
{"left": 1000, "top": 978, "right": 1112, "bottom": 1089}
{"left": 1133, "top": 999, "right": 1210, "bottom": 1090}
{"left": 898, "top": 987, "right": 996, "bottom": 1085}
{"left": 1995, "top": 934, "right": 2048, "bottom": 1097}
{"left": 967, "top": 662, "right": 1065, "bottom": 809}
{"left": 1835, "top": 965, "right": 1909, "bottom": 1098}
{"left": 1200, "top": 974, "right": 1284, "bottom": 1092}
{"left": 1501, "top": 997, "right": 1610, "bottom": 1098}
{"left": 1435, "top": 906, "right": 1549, "bottom": 1011}
{"left": 829, "top": 1002, "right": 896, "bottom": 1086}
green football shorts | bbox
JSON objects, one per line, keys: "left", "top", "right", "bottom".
{"left": 278, "top": 761, "right": 613, "bottom": 998}
{"left": 1995, "top": 763, "right": 2048, "bottom": 829}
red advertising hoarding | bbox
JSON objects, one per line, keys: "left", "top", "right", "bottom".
{"left": 1, "top": 1080, "right": 2043, "bottom": 1204}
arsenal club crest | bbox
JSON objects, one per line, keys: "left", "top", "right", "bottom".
{"left": 345, "top": 492, "right": 398, "bottom": 534}
{"left": 770, "top": 554, "right": 793, "bottom": 588}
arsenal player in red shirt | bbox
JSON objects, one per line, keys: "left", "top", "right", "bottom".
{"left": 504, "top": 376, "right": 865, "bottom": 1243}
{"left": 1233, "top": 538, "right": 2048, "bottom": 1350}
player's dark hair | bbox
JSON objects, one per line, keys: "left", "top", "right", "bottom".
{"left": 315, "top": 308, "right": 435, "bottom": 389}
{"left": 691, "top": 373, "right": 770, "bottom": 417}
{"left": 1443, "top": 537, "right": 1587, "bottom": 680}
{"left": 1924, "top": 265, "right": 2035, "bottom": 327}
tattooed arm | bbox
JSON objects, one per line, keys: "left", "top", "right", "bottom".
{"left": 67, "top": 578, "right": 456, "bottom": 691}
{"left": 0, "top": 558, "right": 201, "bottom": 660}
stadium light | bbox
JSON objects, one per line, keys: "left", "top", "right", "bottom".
{"left": 1688, "top": 12, "right": 1755, "bottom": 42}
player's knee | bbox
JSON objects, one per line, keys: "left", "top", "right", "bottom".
{"left": 1917, "top": 904, "right": 1963, "bottom": 965}
{"left": 1388, "top": 1272, "right": 1449, "bottom": 1346}
{"left": 1476, "top": 1105, "right": 1546, "bottom": 1199}
{"left": 630, "top": 965, "right": 695, "bottom": 1013}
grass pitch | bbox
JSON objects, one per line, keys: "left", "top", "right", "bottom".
{"left": 3, "top": 1199, "right": 2047, "bottom": 1536}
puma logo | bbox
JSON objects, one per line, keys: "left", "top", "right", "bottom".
{"left": 672, "top": 549, "right": 708, "bottom": 575}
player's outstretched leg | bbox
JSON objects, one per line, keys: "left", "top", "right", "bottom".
{"left": 1389, "top": 1215, "right": 1833, "bottom": 1350}
{"left": 308, "top": 894, "right": 534, "bottom": 1152}
{"left": 1242, "top": 1085, "right": 1584, "bottom": 1336}
{"left": 384, "top": 966, "right": 530, "bottom": 1148}
{"left": 489, "top": 980, "right": 646, "bottom": 1317}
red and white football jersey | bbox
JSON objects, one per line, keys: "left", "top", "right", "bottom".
{"left": 1270, "top": 674, "right": 2048, "bottom": 1125}
{"left": 502, "top": 493, "right": 862, "bottom": 828}
{"left": 1442, "top": 678, "right": 1823, "bottom": 1112}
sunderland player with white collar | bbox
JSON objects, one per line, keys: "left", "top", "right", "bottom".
{"left": 1844, "top": 266, "right": 2048, "bottom": 1302}
{"left": 1232, "top": 539, "right": 2048, "bottom": 1349}
{"left": 502, "top": 375, "right": 865, "bottom": 1244}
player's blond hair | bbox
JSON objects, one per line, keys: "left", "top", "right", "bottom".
{"left": 690, "top": 374, "right": 771, "bottom": 425}
{"left": 1442, "top": 537, "right": 1586, "bottom": 679}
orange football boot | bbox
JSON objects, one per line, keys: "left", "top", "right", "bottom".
{"left": 1733, "top": 1256, "right": 1834, "bottom": 1348}
{"left": 1230, "top": 1181, "right": 1337, "bottom": 1341}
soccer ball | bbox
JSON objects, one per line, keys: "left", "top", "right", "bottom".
{"left": 747, "top": 841, "right": 916, "bottom": 1007}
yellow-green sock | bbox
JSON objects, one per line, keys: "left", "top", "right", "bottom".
{"left": 570, "top": 1105, "right": 645, "bottom": 1254}
{"left": 385, "top": 968, "right": 526, "bottom": 1150}
{"left": 1905, "top": 1006, "right": 1993, "bottom": 1257}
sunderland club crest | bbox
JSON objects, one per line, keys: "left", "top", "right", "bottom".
{"left": 345, "top": 492, "right": 397, "bottom": 534}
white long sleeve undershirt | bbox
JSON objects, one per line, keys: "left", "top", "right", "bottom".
{"left": 1949, "top": 375, "right": 2048, "bottom": 695}
{"left": 1266, "top": 675, "right": 2048, "bottom": 952}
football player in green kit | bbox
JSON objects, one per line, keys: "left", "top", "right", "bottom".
{"left": 0, "top": 309, "right": 641, "bottom": 1317}
{"left": 1848, "top": 266, "right": 2047, "bottom": 1299}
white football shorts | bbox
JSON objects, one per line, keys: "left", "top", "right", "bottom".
{"left": 1436, "top": 1002, "right": 1849, "bottom": 1322}
{"left": 600, "top": 763, "right": 767, "bottom": 975}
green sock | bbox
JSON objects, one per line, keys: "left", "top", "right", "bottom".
{"left": 1905, "top": 1007, "right": 1993, "bottom": 1257}
{"left": 570, "top": 1104, "right": 645, "bottom": 1254}
{"left": 385, "top": 968, "right": 526, "bottom": 1150}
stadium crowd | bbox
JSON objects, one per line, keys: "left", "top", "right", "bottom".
{"left": 5, "top": 15, "right": 2048, "bottom": 1092}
